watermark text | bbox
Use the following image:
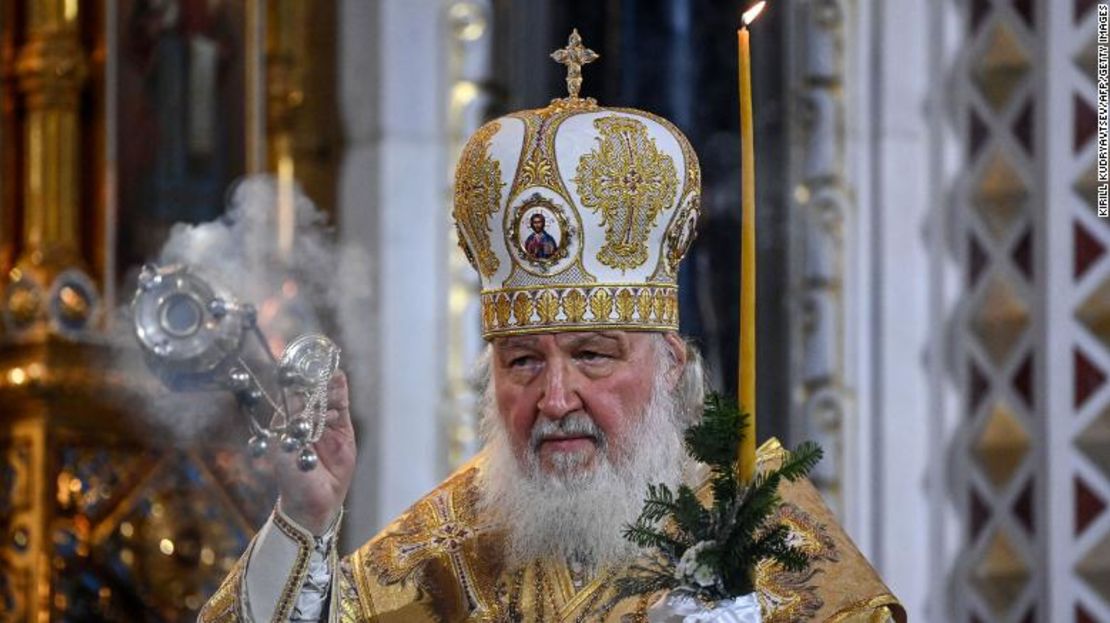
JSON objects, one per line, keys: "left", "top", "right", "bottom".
{"left": 1099, "top": 3, "right": 1109, "bottom": 217}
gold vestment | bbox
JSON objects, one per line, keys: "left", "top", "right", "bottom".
{"left": 201, "top": 440, "right": 905, "bottom": 622}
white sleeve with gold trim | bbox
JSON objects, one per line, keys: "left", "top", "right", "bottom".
{"left": 242, "top": 505, "right": 342, "bottom": 622}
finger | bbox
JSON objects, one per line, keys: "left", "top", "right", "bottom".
{"left": 324, "top": 406, "right": 354, "bottom": 435}
{"left": 328, "top": 370, "right": 350, "bottom": 412}
{"left": 329, "top": 369, "right": 347, "bottom": 390}
{"left": 316, "top": 428, "right": 356, "bottom": 469}
{"left": 286, "top": 392, "right": 306, "bottom": 416}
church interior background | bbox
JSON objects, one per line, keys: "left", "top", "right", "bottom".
{"left": 0, "top": 0, "right": 1104, "bottom": 621}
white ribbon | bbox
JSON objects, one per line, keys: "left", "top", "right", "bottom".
{"left": 647, "top": 591, "right": 762, "bottom": 623}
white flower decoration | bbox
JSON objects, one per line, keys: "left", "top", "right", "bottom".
{"left": 675, "top": 540, "right": 719, "bottom": 588}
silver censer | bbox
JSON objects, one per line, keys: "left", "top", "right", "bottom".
{"left": 131, "top": 263, "right": 340, "bottom": 471}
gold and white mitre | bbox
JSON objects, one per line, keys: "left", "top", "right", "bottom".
{"left": 453, "top": 30, "right": 701, "bottom": 339}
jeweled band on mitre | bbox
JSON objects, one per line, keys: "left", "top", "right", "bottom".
{"left": 453, "top": 31, "right": 701, "bottom": 340}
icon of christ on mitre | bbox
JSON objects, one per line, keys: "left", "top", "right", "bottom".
{"left": 199, "top": 31, "right": 905, "bottom": 623}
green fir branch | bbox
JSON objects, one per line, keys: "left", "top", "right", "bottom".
{"left": 683, "top": 394, "right": 747, "bottom": 469}
{"left": 607, "top": 558, "right": 681, "bottom": 611}
{"left": 619, "top": 391, "right": 824, "bottom": 604}
{"left": 672, "top": 485, "right": 711, "bottom": 538}
{"left": 639, "top": 483, "right": 679, "bottom": 523}
{"left": 622, "top": 518, "right": 687, "bottom": 556}
{"left": 774, "top": 442, "right": 823, "bottom": 482}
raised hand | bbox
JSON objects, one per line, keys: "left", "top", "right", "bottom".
{"left": 273, "top": 370, "right": 357, "bottom": 535}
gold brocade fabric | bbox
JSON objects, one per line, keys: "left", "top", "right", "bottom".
{"left": 201, "top": 439, "right": 906, "bottom": 622}
{"left": 345, "top": 439, "right": 904, "bottom": 623}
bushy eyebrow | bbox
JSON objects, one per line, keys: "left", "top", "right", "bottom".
{"left": 493, "top": 331, "right": 628, "bottom": 355}
{"left": 556, "top": 331, "right": 624, "bottom": 351}
{"left": 495, "top": 336, "right": 539, "bottom": 351}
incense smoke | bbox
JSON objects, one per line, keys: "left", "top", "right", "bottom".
{"left": 113, "top": 174, "right": 372, "bottom": 440}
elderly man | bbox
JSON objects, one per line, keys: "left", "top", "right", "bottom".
{"left": 200, "top": 36, "right": 903, "bottom": 623}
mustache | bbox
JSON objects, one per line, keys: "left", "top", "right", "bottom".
{"left": 529, "top": 412, "right": 606, "bottom": 451}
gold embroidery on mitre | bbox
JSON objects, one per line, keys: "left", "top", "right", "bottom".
{"left": 653, "top": 291, "right": 667, "bottom": 321}
{"left": 536, "top": 289, "right": 560, "bottom": 324}
{"left": 664, "top": 191, "right": 701, "bottom": 274}
{"left": 511, "top": 111, "right": 565, "bottom": 195}
{"left": 480, "top": 284, "right": 678, "bottom": 338}
{"left": 636, "top": 289, "right": 654, "bottom": 321}
{"left": 517, "top": 122, "right": 559, "bottom": 191}
{"left": 512, "top": 292, "right": 533, "bottom": 326}
{"left": 589, "top": 288, "right": 614, "bottom": 321}
{"left": 564, "top": 289, "right": 587, "bottom": 322}
{"left": 496, "top": 293, "right": 512, "bottom": 327}
{"left": 616, "top": 288, "right": 635, "bottom": 321}
{"left": 574, "top": 115, "right": 679, "bottom": 271}
{"left": 615, "top": 107, "right": 701, "bottom": 282}
{"left": 454, "top": 121, "right": 505, "bottom": 278}
{"left": 455, "top": 222, "right": 481, "bottom": 272}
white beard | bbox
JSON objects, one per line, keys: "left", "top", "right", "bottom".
{"left": 477, "top": 367, "right": 688, "bottom": 574}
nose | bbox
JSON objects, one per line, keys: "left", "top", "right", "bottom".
{"left": 536, "top": 359, "right": 583, "bottom": 420}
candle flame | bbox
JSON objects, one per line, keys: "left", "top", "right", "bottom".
{"left": 742, "top": 1, "right": 767, "bottom": 26}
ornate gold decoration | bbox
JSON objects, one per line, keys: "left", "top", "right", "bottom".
{"left": 502, "top": 110, "right": 594, "bottom": 288}
{"left": 564, "top": 289, "right": 587, "bottom": 322}
{"left": 336, "top": 558, "right": 365, "bottom": 623}
{"left": 664, "top": 191, "right": 701, "bottom": 275}
{"left": 5, "top": 2, "right": 94, "bottom": 337}
{"left": 454, "top": 121, "right": 506, "bottom": 277}
{"left": 196, "top": 554, "right": 247, "bottom": 622}
{"left": 589, "top": 288, "right": 614, "bottom": 322}
{"left": 574, "top": 116, "right": 679, "bottom": 271}
{"left": 550, "top": 29, "right": 598, "bottom": 100}
{"left": 480, "top": 284, "right": 678, "bottom": 338}
{"left": 614, "top": 107, "right": 702, "bottom": 196}
{"left": 636, "top": 289, "right": 654, "bottom": 321}
{"left": 826, "top": 598, "right": 905, "bottom": 623}
{"left": 512, "top": 292, "right": 534, "bottom": 326}
{"left": 495, "top": 293, "right": 512, "bottom": 328}
{"left": 271, "top": 510, "right": 316, "bottom": 621}
{"left": 198, "top": 439, "right": 902, "bottom": 621}
{"left": 508, "top": 110, "right": 572, "bottom": 197}
{"left": 517, "top": 131, "right": 559, "bottom": 190}
{"left": 451, "top": 39, "right": 699, "bottom": 340}
{"left": 544, "top": 96, "right": 601, "bottom": 116}
{"left": 616, "top": 289, "right": 636, "bottom": 322}
{"left": 481, "top": 295, "right": 497, "bottom": 329}
{"left": 755, "top": 502, "right": 839, "bottom": 622}
{"left": 360, "top": 464, "right": 503, "bottom": 621}
{"left": 612, "top": 107, "right": 700, "bottom": 282}
{"left": 536, "top": 290, "right": 560, "bottom": 324}
{"left": 455, "top": 223, "right": 480, "bottom": 273}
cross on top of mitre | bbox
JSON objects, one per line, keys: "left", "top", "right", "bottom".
{"left": 550, "top": 29, "right": 599, "bottom": 99}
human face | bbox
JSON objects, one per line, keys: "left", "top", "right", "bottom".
{"left": 530, "top": 215, "right": 545, "bottom": 232}
{"left": 491, "top": 331, "right": 683, "bottom": 476}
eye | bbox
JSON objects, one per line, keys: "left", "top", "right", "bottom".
{"left": 509, "top": 355, "right": 537, "bottom": 368}
{"left": 575, "top": 350, "right": 610, "bottom": 362}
